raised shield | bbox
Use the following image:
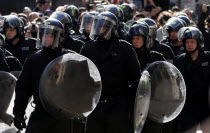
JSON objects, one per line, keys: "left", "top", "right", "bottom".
{"left": 134, "top": 71, "right": 151, "bottom": 133}
{"left": 145, "top": 61, "right": 186, "bottom": 123}
{"left": 39, "top": 53, "right": 102, "bottom": 120}
{"left": 0, "top": 71, "right": 17, "bottom": 126}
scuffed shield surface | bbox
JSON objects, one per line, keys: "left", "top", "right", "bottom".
{"left": 145, "top": 61, "right": 186, "bottom": 123}
{"left": 0, "top": 71, "right": 16, "bottom": 126}
{"left": 39, "top": 53, "right": 102, "bottom": 119}
{"left": 134, "top": 71, "right": 151, "bottom": 133}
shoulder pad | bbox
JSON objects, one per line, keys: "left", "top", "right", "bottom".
{"left": 25, "top": 37, "right": 37, "bottom": 42}
{"left": 119, "top": 39, "right": 132, "bottom": 46}
{"left": 150, "top": 50, "right": 163, "bottom": 56}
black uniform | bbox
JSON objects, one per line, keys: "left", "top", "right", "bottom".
{"left": 161, "top": 37, "right": 185, "bottom": 56}
{"left": 135, "top": 48, "right": 165, "bottom": 71}
{"left": 0, "top": 48, "right": 9, "bottom": 71}
{"left": 5, "top": 38, "right": 37, "bottom": 65}
{"left": 61, "top": 36, "right": 84, "bottom": 53}
{"left": 13, "top": 46, "right": 76, "bottom": 133}
{"left": 173, "top": 50, "right": 210, "bottom": 133}
{"left": 197, "top": 12, "right": 210, "bottom": 51}
{"left": 80, "top": 39, "right": 141, "bottom": 133}
{"left": 76, "top": 34, "right": 91, "bottom": 44}
{"left": 151, "top": 40, "right": 175, "bottom": 60}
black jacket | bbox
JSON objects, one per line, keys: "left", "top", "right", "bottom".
{"left": 151, "top": 40, "right": 175, "bottom": 60}
{"left": 197, "top": 12, "right": 210, "bottom": 51}
{"left": 173, "top": 50, "right": 210, "bottom": 114}
{"left": 61, "top": 36, "right": 84, "bottom": 53}
{"left": 80, "top": 38, "right": 141, "bottom": 100}
{"left": 5, "top": 38, "right": 37, "bottom": 65}
{"left": 161, "top": 37, "right": 185, "bottom": 56}
{"left": 13, "top": 46, "right": 73, "bottom": 115}
{"left": 135, "top": 48, "right": 166, "bottom": 71}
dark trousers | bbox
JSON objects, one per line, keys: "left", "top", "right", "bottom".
{"left": 25, "top": 110, "right": 85, "bottom": 133}
{"left": 86, "top": 97, "right": 129, "bottom": 133}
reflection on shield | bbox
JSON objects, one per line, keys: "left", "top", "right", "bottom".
{"left": 134, "top": 71, "right": 151, "bottom": 133}
{"left": 39, "top": 53, "right": 102, "bottom": 120}
{"left": 10, "top": 71, "right": 21, "bottom": 79}
{"left": 145, "top": 61, "right": 186, "bottom": 123}
{"left": 0, "top": 71, "right": 17, "bottom": 126}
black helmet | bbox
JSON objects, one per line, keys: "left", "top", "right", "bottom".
{"left": 123, "top": 20, "right": 136, "bottom": 39}
{"left": 64, "top": 5, "right": 79, "bottom": 24}
{"left": 178, "top": 27, "right": 204, "bottom": 49}
{"left": 163, "top": 17, "right": 185, "bottom": 37}
{"left": 3, "top": 15, "right": 25, "bottom": 39}
{"left": 137, "top": 18, "right": 157, "bottom": 41}
{"left": 79, "top": 11, "right": 99, "bottom": 34}
{"left": 37, "top": 18, "right": 63, "bottom": 49}
{"left": 104, "top": 4, "right": 124, "bottom": 24}
{"left": 49, "top": 11, "right": 73, "bottom": 35}
{"left": 176, "top": 15, "right": 190, "bottom": 26}
{"left": 90, "top": 12, "right": 118, "bottom": 41}
{"left": 128, "top": 22, "right": 150, "bottom": 48}
{"left": 120, "top": 3, "right": 134, "bottom": 22}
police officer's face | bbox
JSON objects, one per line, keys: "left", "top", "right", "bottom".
{"left": 85, "top": 23, "right": 92, "bottom": 34}
{"left": 169, "top": 31, "right": 178, "bottom": 40}
{"left": 5, "top": 28, "right": 17, "bottom": 40}
{"left": 185, "top": 39, "right": 197, "bottom": 52}
{"left": 132, "top": 36, "right": 144, "bottom": 48}
{"left": 42, "top": 34, "right": 54, "bottom": 47}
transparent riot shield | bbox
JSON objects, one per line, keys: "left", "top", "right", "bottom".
{"left": 10, "top": 71, "right": 21, "bottom": 79}
{"left": 144, "top": 61, "right": 186, "bottom": 123}
{"left": 0, "top": 71, "right": 16, "bottom": 126}
{"left": 134, "top": 71, "right": 151, "bottom": 133}
{"left": 39, "top": 53, "right": 102, "bottom": 120}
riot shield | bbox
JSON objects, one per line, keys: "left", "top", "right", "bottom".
{"left": 134, "top": 71, "right": 151, "bottom": 133}
{"left": 10, "top": 71, "right": 21, "bottom": 79}
{"left": 0, "top": 71, "right": 17, "bottom": 126}
{"left": 145, "top": 61, "right": 186, "bottom": 123}
{"left": 39, "top": 53, "right": 102, "bottom": 120}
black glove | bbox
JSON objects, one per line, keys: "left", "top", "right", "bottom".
{"left": 14, "top": 112, "right": 26, "bottom": 130}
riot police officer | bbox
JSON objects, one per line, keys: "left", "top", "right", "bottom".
{"left": 137, "top": 18, "right": 175, "bottom": 61}
{"left": 77, "top": 11, "right": 99, "bottom": 43}
{"left": 80, "top": 12, "right": 141, "bottom": 133}
{"left": 49, "top": 11, "right": 84, "bottom": 53}
{"left": 2, "top": 15, "right": 37, "bottom": 65}
{"left": 173, "top": 27, "right": 210, "bottom": 133}
{"left": 13, "top": 18, "right": 75, "bottom": 133}
{"left": 64, "top": 5, "right": 80, "bottom": 38}
{"left": 0, "top": 33, "right": 22, "bottom": 71}
{"left": 128, "top": 22, "right": 165, "bottom": 71}
{"left": 161, "top": 17, "right": 186, "bottom": 56}
{"left": 120, "top": 3, "right": 134, "bottom": 22}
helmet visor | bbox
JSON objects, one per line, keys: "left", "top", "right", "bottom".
{"left": 90, "top": 16, "right": 115, "bottom": 40}
{"left": 37, "top": 25, "right": 61, "bottom": 49}
{"left": 79, "top": 14, "right": 95, "bottom": 34}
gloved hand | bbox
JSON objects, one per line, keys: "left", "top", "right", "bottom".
{"left": 14, "top": 112, "right": 26, "bottom": 130}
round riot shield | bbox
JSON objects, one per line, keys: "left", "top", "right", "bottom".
{"left": 39, "top": 53, "right": 102, "bottom": 120}
{"left": 134, "top": 71, "right": 151, "bottom": 133}
{"left": 145, "top": 61, "right": 186, "bottom": 123}
{"left": 0, "top": 71, "right": 17, "bottom": 125}
{"left": 10, "top": 71, "right": 21, "bottom": 79}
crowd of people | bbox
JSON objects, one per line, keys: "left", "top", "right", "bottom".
{"left": 0, "top": 0, "right": 210, "bottom": 133}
